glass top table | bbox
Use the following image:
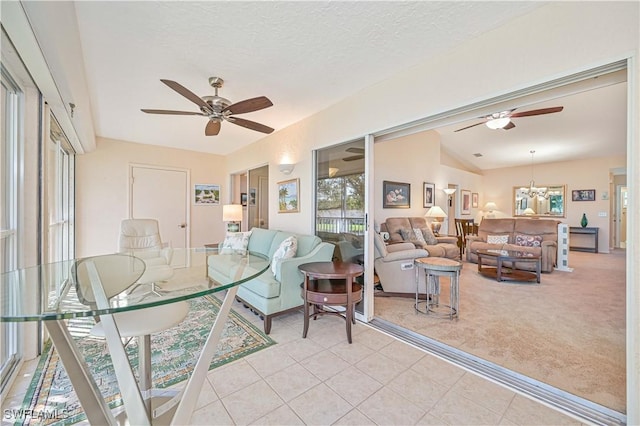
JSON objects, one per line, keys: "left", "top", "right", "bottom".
{"left": 1, "top": 248, "right": 269, "bottom": 425}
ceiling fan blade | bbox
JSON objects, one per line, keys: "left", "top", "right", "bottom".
{"left": 141, "top": 109, "right": 204, "bottom": 116}
{"left": 502, "top": 121, "right": 516, "bottom": 130}
{"left": 160, "top": 79, "right": 212, "bottom": 112}
{"left": 454, "top": 122, "right": 485, "bottom": 132}
{"left": 346, "top": 147, "right": 365, "bottom": 154}
{"left": 227, "top": 117, "right": 274, "bottom": 134}
{"left": 223, "top": 96, "right": 273, "bottom": 115}
{"left": 510, "top": 106, "right": 563, "bottom": 118}
{"left": 343, "top": 155, "right": 364, "bottom": 162}
{"left": 205, "top": 120, "right": 221, "bottom": 136}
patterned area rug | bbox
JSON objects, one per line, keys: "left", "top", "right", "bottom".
{"left": 16, "top": 295, "right": 275, "bottom": 425}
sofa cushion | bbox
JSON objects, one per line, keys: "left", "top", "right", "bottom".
{"left": 487, "top": 234, "right": 509, "bottom": 244}
{"left": 246, "top": 228, "right": 278, "bottom": 257}
{"left": 515, "top": 233, "right": 543, "bottom": 247}
{"left": 220, "top": 230, "right": 252, "bottom": 254}
{"left": 271, "top": 236, "right": 297, "bottom": 275}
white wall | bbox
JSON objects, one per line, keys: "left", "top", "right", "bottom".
{"left": 76, "top": 138, "right": 227, "bottom": 256}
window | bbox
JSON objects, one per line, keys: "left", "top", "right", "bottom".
{"left": 1, "top": 63, "right": 21, "bottom": 392}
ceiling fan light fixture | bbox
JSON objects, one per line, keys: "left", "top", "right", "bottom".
{"left": 486, "top": 117, "right": 511, "bottom": 130}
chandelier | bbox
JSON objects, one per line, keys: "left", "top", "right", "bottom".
{"left": 520, "top": 150, "right": 548, "bottom": 199}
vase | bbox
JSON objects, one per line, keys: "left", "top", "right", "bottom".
{"left": 581, "top": 213, "right": 588, "bottom": 228}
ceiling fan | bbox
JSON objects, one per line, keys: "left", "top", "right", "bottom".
{"left": 454, "top": 106, "right": 563, "bottom": 132}
{"left": 141, "top": 77, "right": 274, "bottom": 136}
{"left": 343, "top": 147, "right": 364, "bottom": 161}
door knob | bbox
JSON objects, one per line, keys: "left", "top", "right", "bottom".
{"left": 178, "top": 223, "right": 187, "bottom": 228}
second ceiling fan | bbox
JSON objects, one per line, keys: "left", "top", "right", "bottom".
{"left": 142, "top": 77, "right": 274, "bottom": 136}
{"left": 454, "top": 106, "right": 563, "bottom": 132}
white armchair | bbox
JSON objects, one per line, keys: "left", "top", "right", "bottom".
{"left": 119, "top": 219, "right": 173, "bottom": 291}
{"left": 374, "top": 232, "right": 429, "bottom": 297}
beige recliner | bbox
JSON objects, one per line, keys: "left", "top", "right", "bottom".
{"left": 119, "top": 218, "right": 174, "bottom": 291}
{"left": 373, "top": 232, "right": 429, "bottom": 297}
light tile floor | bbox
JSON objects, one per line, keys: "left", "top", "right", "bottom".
{"left": 4, "top": 300, "right": 582, "bottom": 425}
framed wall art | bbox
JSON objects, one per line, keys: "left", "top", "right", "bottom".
{"left": 194, "top": 184, "right": 220, "bottom": 205}
{"left": 249, "top": 188, "right": 257, "bottom": 205}
{"left": 461, "top": 189, "right": 471, "bottom": 214}
{"left": 383, "top": 181, "right": 410, "bottom": 208}
{"left": 572, "top": 189, "right": 596, "bottom": 201}
{"left": 278, "top": 178, "right": 299, "bottom": 213}
{"left": 423, "top": 182, "right": 435, "bottom": 208}
{"left": 241, "top": 193, "right": 248, "bottom": 206}
{"left": 472, "top": 192, "right": 479, "bottom": 208}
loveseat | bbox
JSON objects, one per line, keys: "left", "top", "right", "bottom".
{"left": 465, "top": 218, "right": 560, "bottom": 273}
{"left": 380, "top": 217, "right": 460, "bottom": 260}
{"left": 207, "top": 228, "right": 334, "bottom": 334}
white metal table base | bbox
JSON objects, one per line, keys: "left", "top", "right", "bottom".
{"left": 46, "top": 282, "right": 240, "bottom": 425}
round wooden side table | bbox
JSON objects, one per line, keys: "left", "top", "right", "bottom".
{"left": 414, "top": 257, "right": 462, "bottom": 319}
{"left": 298, "top": 261, "right": 364, "bottom": 344}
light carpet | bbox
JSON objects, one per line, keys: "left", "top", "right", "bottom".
{"left": 16, "top": 295, "right": 275, "bottom": 426}
{"left": 374, "top": 250, "right": 626, "bottom": 414}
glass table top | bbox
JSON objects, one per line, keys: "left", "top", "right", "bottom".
{"left": 1, "top": 248, "right": 269, "bottom": 322}
{"left": 477, "top": 248, "right": 541, "bottom": 259}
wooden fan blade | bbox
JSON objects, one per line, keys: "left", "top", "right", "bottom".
{"left": 223, "top": 96, "right": 273, "bottom": 115}
{"left": 510, "top": 106, "right": 563, "bottom": 118}
{"left": 343, "top": 155, "right": 364, "bottom": 162}
{"left": 346, "top": 147, "right": 364, "bottom": 154}
{"left": 160, "top": 79, "right": 212, "bottom": 112}
{"left": 502, "top": 121, "right": 516, "bottom": 130}
{"left": 227, "top": 117, "right": 274, "bottom": 134}
{"left": 454, "top": 122, "right": 485, "bottom": 132}
{"left": 141, "top": 109, "right": 204, "bottom": 116}
{"left": 205, "top": 120, "right": 221, "bottom": 136}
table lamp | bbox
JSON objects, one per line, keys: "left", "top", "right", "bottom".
{"left": 223, "top": 204, "right": 243, "bottom": 232}
{"left": 425, "top": 205, "right": 447, "bottom": 235}
{"left": 483, "top": 202, "right": 499, "bottom": 219}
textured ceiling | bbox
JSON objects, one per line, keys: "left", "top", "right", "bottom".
{"left": 73, "top": 1, "right": 547, "bottom": 158}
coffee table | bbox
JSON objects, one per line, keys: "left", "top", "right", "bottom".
{"left": 476, "top": 249, "right": 541, "bottom": 283}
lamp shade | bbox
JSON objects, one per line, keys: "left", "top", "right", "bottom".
{"left": 442, "top": 188, "right": 457, "bottom": 196}
{"left": 425, "top": 205, "right": 447, "bottom": 219}
{"left": 222, "top": 204, "right": 243, "bottom": 222}
{"left": 523, "top": 207, "right": 536, "bottom": 215}
{"left": 483, "top": 202, "right": 498, "bottom": 212}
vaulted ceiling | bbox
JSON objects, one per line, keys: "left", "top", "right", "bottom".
{"left": 31, "top": 2, "right": 629, "bottom": 170}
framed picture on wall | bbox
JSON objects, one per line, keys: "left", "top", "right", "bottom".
{"left": 423, "top": 182, "right": 435, "bottom": 208}
{"left": 278, "top": 178, "right": 299, "bottom": 213}
{"left": 383, "top": 181, "right": 411, "bottom": 208}
{"left": 472, "top": 192, "right": 479, "bottom": 208}
{"left": 461, "top": 189, "right": 471, "bottom": 214}
{"left": 572, "top": 189, "right": 596, "bottom": 201}
{"left": 241, "top": 193, "right": 248, "bottom": 206}
{"left": 249, "top": 188, "right": 257, "bottom": 205}
{"left": 194, "top": 184, "right": 220, "bottom": 205}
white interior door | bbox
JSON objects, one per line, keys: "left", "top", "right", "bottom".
{"left": 130, "top": 165, "right": 189, "bottom": 267}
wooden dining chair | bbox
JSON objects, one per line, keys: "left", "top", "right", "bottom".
{"left": 455, "top": 218, "right": 476, "bottom": 258}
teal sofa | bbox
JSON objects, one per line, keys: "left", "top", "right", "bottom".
{"left": 207, "top": 227, "right": 335, "bottom": 334}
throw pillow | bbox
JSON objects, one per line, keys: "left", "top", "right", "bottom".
{"left": 399, "top": 228, "right": 413, "bottom": 241}
{"left": 220, "top": 230, "right": 252, "bottom": 255}
{"left": 487, "top": 234, "right": 509, "bottom": 244}
{"left": 412, "top": 227, "right": 426, "bottom": 245}
{"left": 271, "top": 236, "right": 298, "bottom": 275}
{"left": 515, "top": 233, "right": 543, "bottom": 247}
{"left": 420, "top": 226, "right": 438, "bottom": 245}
